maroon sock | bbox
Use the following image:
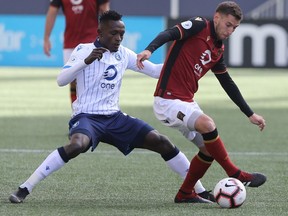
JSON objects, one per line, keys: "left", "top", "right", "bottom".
{"left": 179, "top": 152, "right": 213, "bottom": 193}
{"left": 203, "top": 129, "right": 239, "bottom": 176}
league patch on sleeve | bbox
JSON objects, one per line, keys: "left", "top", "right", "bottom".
{"left": 181, "top": 20, "right": 193, "bottom": 29}
{"left": 195, "top": 17, "right": 203, "bottom": 21}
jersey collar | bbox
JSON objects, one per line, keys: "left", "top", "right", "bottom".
{"left": 94, "top": 38, "right": 103, "bottom": 48}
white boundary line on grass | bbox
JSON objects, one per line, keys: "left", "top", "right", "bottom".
{"left": 0, "top": 148, "right": 287, "bottom": 156}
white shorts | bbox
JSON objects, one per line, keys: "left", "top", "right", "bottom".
{"left": 153, "top": 96, "right": 204, "bottom": 147}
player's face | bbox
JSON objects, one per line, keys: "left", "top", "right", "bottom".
{"left": 214, "top": 12, "right": 240, "bottom": 40}
{"left": 99, "top": 20, "right": 125, "bottom": 52}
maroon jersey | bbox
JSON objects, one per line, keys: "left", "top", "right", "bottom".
{"left": 50, "top": 0, "right": 108, "bottom": 48}
{"left": 154, "top": 17, "right": 227, "bottom": 102}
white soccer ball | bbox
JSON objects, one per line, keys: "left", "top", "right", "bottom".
{"left": 213, "top": 177, "right": 246, "bottom": 208}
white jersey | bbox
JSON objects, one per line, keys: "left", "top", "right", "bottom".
{"left": 57, "top": 42, "right": 162, "bottom": 117}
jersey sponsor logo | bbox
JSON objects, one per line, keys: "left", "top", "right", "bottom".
{"left": 71, "top": 0, "right": 82, "bottom": 5}
{"left": 71, "top": 0, "right": 84, "bottom": 14}
{"left": 194, "top": 49, "right": 212, "bottom": 77}
{"left": 181, "top": 20, "right": 193, "bottom": 30}
{"left": 101, "top": 65, "right": 117, "bottom": 89}
{"left": 103, "top": 65, "right": 117, "bottom": 80}
{"left": 200, "top": 50, "right": 211, "bottom": 65}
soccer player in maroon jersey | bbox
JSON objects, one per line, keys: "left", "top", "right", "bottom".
{"left": 44, "top": 0, "right": 110, "bottom": 105}
{"left": 137, "top": 1, "right": 267, "bottom": 203}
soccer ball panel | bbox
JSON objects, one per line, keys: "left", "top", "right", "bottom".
{"left": 213, "top": 177, "right": 246, "bottom": 208}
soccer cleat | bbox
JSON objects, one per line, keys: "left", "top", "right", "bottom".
{"left": 197, "top": 190, "right": 216, "bottom": 202}
{"left": 174, "top": 190, "right": 213, "bottom": 203}
{"left": 9, "top": 187, "right": 29, "bottom": 203}
{"left": 233, "top": 171, "right": 267, "bottom": 187}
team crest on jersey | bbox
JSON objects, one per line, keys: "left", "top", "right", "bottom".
{"left": 115, "top": 53, "right": 121, "bottom": 61}
{"left": 181, "top": 20, "right": 193, "bottom": 29}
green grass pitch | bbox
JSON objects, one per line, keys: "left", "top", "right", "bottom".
{"left": 0, "top": 67, "right": 287, "bottom": 216}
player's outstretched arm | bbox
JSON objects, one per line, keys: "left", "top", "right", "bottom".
{"left": 136, "top": 50, "right": 152, "bottom": 70}
{"left": 248, "top": 113, "right": 266, "bottom": 131}
{"left": 44, "top": 6, "right": 59, "bottom": 57}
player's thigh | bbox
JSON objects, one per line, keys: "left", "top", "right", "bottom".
{"left": 103, "top": 112, "right": 154, "bottom": 155}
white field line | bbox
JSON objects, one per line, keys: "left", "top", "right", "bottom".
{"left": 0, "top": 148, "right": 287, "bottom": 156}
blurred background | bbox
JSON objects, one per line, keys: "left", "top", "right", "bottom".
{"left": 0, "top": 0, "right": 288, "bottom": 68}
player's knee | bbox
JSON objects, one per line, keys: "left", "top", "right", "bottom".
{"left": 144, "top": 131, "right": 175, "bottom": 154}
{"left": 195, "top": 115, "right": 216, "bottom": 133}
{"left": 144, "top": 130, "right": 161, "bottom": 144}
{"left": 199, "top": 146, "right": 211, "bottom": 157}
{"left": 66, "top": 134, "right": 90, "bottom": 157}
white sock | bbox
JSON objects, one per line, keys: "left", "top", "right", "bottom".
{"left": 166, "top": 151, "right": 206, "bottom": 194}
{"left": 20, "top": 149, "right": 65, "bottom": 193}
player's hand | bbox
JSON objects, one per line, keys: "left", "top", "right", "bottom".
{"left": 136, "top": 50, "right": 152, "bottom": 70}
{"left": 44, "top": 39, "right": 51, "bottom": 57}
{"left": 249, "top": 113, "right": 266, "bottom": 131}
{"left": 85, "top": 47, "right": 109, "bottom": 65}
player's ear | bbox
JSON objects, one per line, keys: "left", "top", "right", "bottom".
{"left": 97, "top": 29, "right": 103, "bottom": 38}
{"left": 214, "top": 12, "right": 220, "bottom": 24}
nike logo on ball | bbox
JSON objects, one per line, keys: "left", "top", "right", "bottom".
{"left": 225, "top": 183, "right": 237, "bottom": 187}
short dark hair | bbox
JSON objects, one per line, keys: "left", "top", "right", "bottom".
{"left": 216, "top": 1, "right": 243, "bottom": 21}
{"left": 99, "top": 10, "right": 122, "bottom": 23}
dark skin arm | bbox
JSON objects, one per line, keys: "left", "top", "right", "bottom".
{"left": 84, "top": 47, "right": 109, "bottom": 65}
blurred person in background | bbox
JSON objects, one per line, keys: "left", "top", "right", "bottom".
{"left": 44, "top": 0, "right": 110, "bottom": 105}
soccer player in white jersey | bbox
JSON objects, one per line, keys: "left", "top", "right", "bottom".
{"left": 9, "top": 10, "right": 214, "bottom": 204}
